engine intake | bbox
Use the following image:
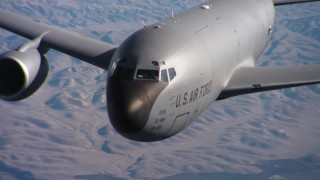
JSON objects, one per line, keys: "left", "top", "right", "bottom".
{"left": 0, "top": 58, "right": 25, "bottom": 96}
{"left": 0, "top": 33, "right": 49, "bottom": 101}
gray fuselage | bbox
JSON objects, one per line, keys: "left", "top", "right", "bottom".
{"left": 107, "top": 0, "right": 275, "bottom": 141}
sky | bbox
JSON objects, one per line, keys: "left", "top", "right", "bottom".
{"left": 0, "top": 0, "right": 320, "bottom": 179}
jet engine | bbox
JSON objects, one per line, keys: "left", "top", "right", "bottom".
{"left": 0, "top": 33, "right": 49, "bottom": 101}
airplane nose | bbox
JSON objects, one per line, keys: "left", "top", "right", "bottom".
{"left": 107, "top": 77, "right": 167, "bottom": 140}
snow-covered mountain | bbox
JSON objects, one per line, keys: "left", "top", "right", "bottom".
{"left": 0, "top": 0, "right": 319, "bottom": 179}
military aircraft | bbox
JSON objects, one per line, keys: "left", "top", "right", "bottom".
{"left": 0, "top": 0, "right": 319, "bottom": 141}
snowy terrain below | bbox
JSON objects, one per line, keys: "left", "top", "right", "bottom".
{"left": 0, "top": 0, "right": 320, "bottom": 179}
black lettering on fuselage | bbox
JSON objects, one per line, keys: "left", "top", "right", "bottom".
{"left": 176, "top": 94, "right": 181, "bottom": 108}
{"left": 189, "top": 88, "right": 199, "bottom": 103}
{"left": 183, "top": 92, "right": 188, "bottom": 105}
{"left": 159, "top": 109, "right": 166, "bottom": 115}
{"left": 175, "top": 80, "right": 213, "bottom": 108}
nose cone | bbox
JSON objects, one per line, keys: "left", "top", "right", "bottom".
{"left": 107, "top": 77, "right": 167, "bottom": 141}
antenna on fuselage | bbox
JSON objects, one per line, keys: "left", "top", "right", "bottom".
{"left": 171, "top": 9, "right": 175, "bottom": 18}
{"left": 141, "top": 18, "right": 147, "bottom": 27}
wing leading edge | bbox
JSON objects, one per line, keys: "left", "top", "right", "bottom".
{"left": 218, "top": 65, "right": 320, "bottom": 100}
{"left": 0, "top": 10, "right": 116, "bottom": 69}
{"left": 274, "top": 0, "right": 320, "bottom": 6}
{"left": 218, "top": 0, "right": 320, "bottom": 100}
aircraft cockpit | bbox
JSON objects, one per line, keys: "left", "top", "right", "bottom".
{"left": 159, "top": 67, "right": 177, "bottom": 83}
{"left": 136, "top": 69, "right": 159, "bottom": 80}
{"left": 112, "top": 60, "right": 177, "bottom": 83}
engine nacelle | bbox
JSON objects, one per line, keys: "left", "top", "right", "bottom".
{"left": 0, "top": 34, "right": 49, "bottom": 101}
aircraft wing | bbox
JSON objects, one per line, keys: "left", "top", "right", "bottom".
{"left": 218, "top": 65, "right": 320, "bottom": 100}
{"left": 274, "top": 0, "right": 320, "bottom": 6}
{"left": 0, "top": 10, "right": 117, "bottom": 69}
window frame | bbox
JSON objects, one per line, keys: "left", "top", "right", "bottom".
{"left": 113, "top": 65, "right": 135, "bottom": 79}
{"left": 135, "top": 69, "right": 159, "bottom": 81}
{"left": 168, "top": 67, "right": 177, "bottom": 81}
{"left": 160, "top": 69, "right": 169, "bottom": 83}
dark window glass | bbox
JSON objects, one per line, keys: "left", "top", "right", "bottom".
{"left": 168, "top": 68, "right": 176, "bottom": 81}
{"left": 136, "top": 69, "right": 159, "bottom": 80}
{"left": 161, "top": 69, "right": 169, "bottom": 83}
{"left": 113, "top": 66, "right": 134, "bottom": 79}
{"left": 119, "top": 58, "right": 127, "bottom": 64}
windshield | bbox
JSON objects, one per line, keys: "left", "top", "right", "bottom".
{"left": 168, "top": 68, "right": 176, "bottom": 81}
{"left": 113, "top": 66, "right": 134, "bottom": 79}
{"left": 161, "top": 69, "right": 169, "bottom": 83}
{"left": 136, "top": 69, "right": 159, "bottom": 80}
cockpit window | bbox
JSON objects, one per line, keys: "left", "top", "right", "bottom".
{"left": 113, "top": 66, "right": 134, "bottom": 79}
{"left": 161, "top": 69, "right": 169, "bottom": 83}
{"left": 168, "top": 68, "right": 176, "bottom": 81}
{"left": 136, "top": 69, "right": 159, "bottom": 80}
